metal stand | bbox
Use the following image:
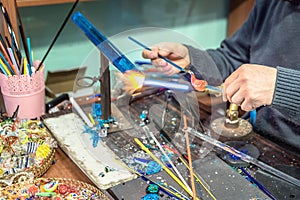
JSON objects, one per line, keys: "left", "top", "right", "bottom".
{"left": 100, "top": 53, "right": 111, "bottom": 119}
{"left": 98, "top": 52, "right": 132, "bottom": 133}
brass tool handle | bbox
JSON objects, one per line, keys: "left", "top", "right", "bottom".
{"left": 226, "top": 103, "right": 239, "bottom": 121}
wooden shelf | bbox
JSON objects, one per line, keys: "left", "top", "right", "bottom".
{"left": 16, "top": 0, "right": 93, "bottom": 7}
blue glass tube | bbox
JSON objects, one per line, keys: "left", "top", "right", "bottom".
{"left": 72, "top": 11, "right": 137, "bottom": 73}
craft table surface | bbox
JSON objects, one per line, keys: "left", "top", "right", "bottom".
{"left": 41, "top": 134, "right": 299, "bottom": 200}
{"left": 40, "top": 93, "right": 300, "bottom": 200}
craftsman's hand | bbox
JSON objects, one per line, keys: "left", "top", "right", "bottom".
{"left": 222, "top": 64, "right": 277, "bottom": 111}
{"left": 142, "top": 42, "right": 190, "bottom": 76}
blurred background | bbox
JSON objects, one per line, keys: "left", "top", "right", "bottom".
{"left": 17, "top": 0, "right": 230, "bottom": 73}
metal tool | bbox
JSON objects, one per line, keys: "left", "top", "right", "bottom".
{"left": 211, "top": 103, "right": 253, "bottom": 139}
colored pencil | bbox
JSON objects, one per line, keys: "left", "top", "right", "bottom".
{"left": 0, "top": 58, "right": 11, "bottom": 76}
{"left": 0, "top": 63, "right": 9, "bottom": 75}
{"left": 7, "top": 48, "right": 20, "bottom": 74}
{"left": 26, "top": 38, "right": 32, "bottom": 75}
{"left": 14, "top": 0, "right": 31, "bottom": 68}
{"left": 0, "top": 2, "right": 21, "bottom": 64}
{"left": 0, "top": 34, "right": 10, "bottom": 57}
{"left": 0, "top": 42, "right": 14, "bottom": 68}
{"left": 0, "top": 52, "right": 14, "bottom": 75}
{"left": 23, "top": 57, "right": 27, "bottom": 75}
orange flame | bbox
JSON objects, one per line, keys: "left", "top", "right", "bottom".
{"left": 122, "top": 71, "right": 146, "bottom": 93}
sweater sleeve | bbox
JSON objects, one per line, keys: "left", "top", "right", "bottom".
{"left": 186, "top": 1, "right": 258, "bottom": 84}
{"left": 184, "top": 45, "right": 223, "bottom": 85}
{"left": 272, "top": 66, "right": 300, "bottom": 119}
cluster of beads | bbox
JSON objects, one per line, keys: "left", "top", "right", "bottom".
{"left": 0, "top": 115, "right": 56, "bottom": 177}
{"left": 0, "top": 179, "right": 102, "bottom": 199}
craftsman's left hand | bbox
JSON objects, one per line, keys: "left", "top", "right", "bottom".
{"left": 222, "top": 64, "right": 277, "bottom": 111}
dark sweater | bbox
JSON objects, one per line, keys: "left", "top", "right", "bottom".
{"left": 187, "top": 0, "right": 300, "bottom": 150}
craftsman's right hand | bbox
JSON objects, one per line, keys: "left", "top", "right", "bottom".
{"left": 222, "top": 64, "right": 277, "bottom": 111}
{"left": 142, "top": 42, "right": 190, "bottom": 76}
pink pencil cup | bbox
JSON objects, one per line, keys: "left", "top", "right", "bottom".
{"left": 0, "top": 69, "right": 45, "bottom": 119}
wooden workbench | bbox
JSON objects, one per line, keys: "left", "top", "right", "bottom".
{"left": 42, "top": 147, "right": 116, "bottom": 199}
{"left": 42, "top": 147, "right": 94, "bottom": 185}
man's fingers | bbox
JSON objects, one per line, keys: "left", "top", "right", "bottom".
{"left": 241, "top": 99, "right": 256, "bottom": 111}
{"left": 230, "top": 91, "right": 244, "bottom": 106}
{"left": 223, "top": 76, "right": 240, "bottom": 103}
{"left": 142, "top": 49, "right": 157, "bottom": 59}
